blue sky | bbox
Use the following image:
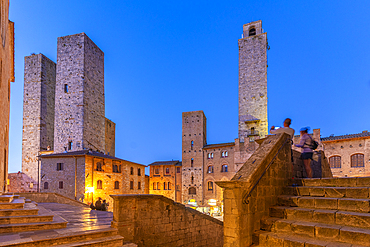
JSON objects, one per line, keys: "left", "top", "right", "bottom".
{"left": 8, "top": 1, "right": 370, "bottom": 174}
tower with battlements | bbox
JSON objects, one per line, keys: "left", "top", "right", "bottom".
{"left": 53, "top": 33, "right": 105, "bottom": 153}
{"left": 238, "top": 20, "right": 268, "bottom": 142}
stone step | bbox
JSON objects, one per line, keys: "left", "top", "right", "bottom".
{"left": 270, "top": 206, "right": 370, "bottom": 229}
{"left": 0, "top": 202, "right": 24, "bottom": 209}
{"left": 0, "top": 228, "right": 121, "bottom": 247}
{"left": 295, "top": 177, "right": 370, "bottom": 188}
{"left": 258, "top": 231, "right": 367, "bottom": 247}
{"left": 0, "top": 208, "right": 39, "bottom": 217}
{"left": 277, "top": 195, "right": 370, "bottom": 213}
{"left": 283, "top": 186, "right": 370, "bottom": 199}
{"left": 0, "top": 214, "right": 67, "bottom": 234}
{"left": 261, "top": 217, "right": 370, "bottom": 246}
{"left": 56, "top": 235, "right": 124, "bottom": 247}
{"left": 0, "top": 214, "right": 54, "bottom": 224}
{"left": 0, "top": 195, "right": 14, "bottom": 203}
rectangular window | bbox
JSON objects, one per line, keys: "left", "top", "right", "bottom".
{"left": 130, "top": 181, "right": 134, "bottom": 190}
{"left": 138, "top": 168, "right": 141, "bottom": 176}
{"left": 153, "top": 182, "right": 156, "bottom": 190}
{"left": 138, "top": 182, "right": 141, "bottom": 190}
{"left": 168, "top": 182, "right": 171, "bottom": 190}
{"left": 165, "top": 167, "right": 170, "bottom": 175}
{"left": 177, "top": 167, "right": 180, "bottom": 173}
{"left": 59, "top": 181, "right": 63, "bottom": 189}
{"left": 154, "top": 168, "right": 159, "bottom": 175}
{"left": 64, "top": 84, "right": 68, "bottom": 93}
{"left": 68, "top": 141, "right": 73, "bottom": 150}
{"left": 57, "top": 163, "right": 64, "bottom": 171}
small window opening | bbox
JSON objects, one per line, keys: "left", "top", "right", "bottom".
{"left": 249, "top": 28, "right": 256, "bottom": 36}
{"left": 64, "top": 84, "right": 68, "bottom": 93}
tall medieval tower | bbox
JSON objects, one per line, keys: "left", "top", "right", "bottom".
{"left": 22, "top": 54, "right": 56, "bottom": 182}
{"left": 238, "top": 20, "right": 268, "bottom": 142}
{"left": 53, "top": 33, "right": 105, "bottom": 153}
{"left": 182, "top": 111, "right": 206, "bottom": 205}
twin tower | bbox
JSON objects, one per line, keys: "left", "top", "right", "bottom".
{"left": 22, "top": 33, "right": 115, "bottom": 182}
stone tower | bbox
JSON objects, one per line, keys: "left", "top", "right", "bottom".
{"left": 54, "top": 33, "right": 105, "bottom": 153}
{"left": 238, "top": 20, "right": 268, "bottom": 142}
{"left": 182, "top": 111, "right": 206, "bottom": 206}
{"left": 22, "top": 54, "right": 56, "bottom": 182}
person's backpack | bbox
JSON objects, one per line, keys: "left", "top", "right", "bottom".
{"left": 309, "top": 136, "right": 319, "bottom": 150}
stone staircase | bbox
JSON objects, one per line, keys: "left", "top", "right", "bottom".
{"left": 254, "top": 177, "right": 370, "bottom": 246}
{"left": 0, "top": 194, "right": 133, "bottom": 246}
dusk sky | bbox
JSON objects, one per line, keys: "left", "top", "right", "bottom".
{"left": 8, "top": 1, "right": 370, "bottom": 174}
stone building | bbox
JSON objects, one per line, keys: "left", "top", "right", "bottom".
{"left": 148, "top": 160, "right": 182, "bottom": 203}
{"left": 0, "top": 0, "right": 14, "bottom": 193}
{"left": 39, "top": 150, "right": 146, "bottom": 208}
{"left": 321, "top": 130, "right": 370, "bottom": 177}
{"left": 7, "top": 172, "right": 37, "bottom": 193}
{"left": 179, "top": 21, "right": 268, "bottom": 210}
{"left": 22, "top": 54, "right": 56, "bottom": 183}
{"left": 21, "top": 33, "right": 116, "bottom": 189}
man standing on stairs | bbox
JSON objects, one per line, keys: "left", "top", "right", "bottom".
{"left": 295, "top": 127, "right": 314, "bottom": 178}
{"left": 270, "top": 118, "right": 295, "bottom": 139}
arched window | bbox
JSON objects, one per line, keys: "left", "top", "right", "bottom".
{"left": 97, "top": 180, "right": 102, "bottom": 189}
{"left": 221, "top": 164, "right": 228, "bottom": 172}
{"left": 164, "top": 182, "right": 167, "bottom": 190}
{"left": 130, "top": 167, "right": 134, "bottom": 175}
{"left": 114, "top": 181, "right": 120, "bottom": 189}
{"left": 153, "top": 182, "right": 157, "bottom": 190}
{"left": 225, "top": 151, "right": 228, "bottom": 157}
{"left": 207, "top": 165, "right": 214, "bottom": 173}
{"left": 44, "top": 182, "right": 48, "bottom": 190}
{"left": 191, "top": 158, "right": 194, "bottom": 167}
{"left": 208, "top": 181, "right": 214, "bottom": 191}
{"left": 191, "top": 140, "right": 194, "bottom": 150}
{"left": 208, "top": 153, "right": 214, "bottom": 159}
{"left": 249, "top": 27, "right": 256, "bottom": 36}
{"left": 221, "top": 151, "right": 229, "bottom": 158}
{"left": 329, "top": 156, "right": 341, "bottom": 168}
{"left": 96, "top": 162, "right": 103, "bottom": 171}
{"left": 191, "top": 175, "right": 194, "bottom": 184}
{"left": 351, "top": 154, "right": 364, "bottom": 168}
{"left": 189, "top": 187, "right": 196, "bottom": 195}
{"left": 138, "top": 168, "right": 141, "bottom": 176}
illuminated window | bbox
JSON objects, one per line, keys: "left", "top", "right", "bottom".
{"left": 114, "top": 181, "right": 119, "bottom": 189}
{"left": 208, "top": 181, "right": 214, "bottom": 191}
{"left": 207, "top": 165, "right": 214, "bottom": 173}
{"left": 351, "top": 154, "right": 364, "bottom": 168}
{"left": 189, "top": 187, "right": 196, "bottom": 195}
{"left": 221, "top": 164, "right": 228, "bottom": 172}
{"left": 329, "top": 156, "right": 341, "bottom": 168}
{"left": 97, "top": 180, "right": 102, "bottom": 189}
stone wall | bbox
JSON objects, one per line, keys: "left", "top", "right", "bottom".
{"left": 110, "top": 194, "right": 223, "bottom": 247}
{"left": 54, "top": 33, "right": 105, "bottom": 153}
{"left": 238, "top": 20, "right": 268, "bottom": 142}
{"left": 13, "top": 192, "right": 89, "bottom": 208}
{"left": 8, "top": 172, "right": 37, "bottom": 193}
{"left": 182, "top": 111, "right": 206, "bottom": 205}
{"left": 0, "top": 0, "right": 14, "bottom": 192}
{"left": 22, "top": 54, "right": 56, "bottom": 183}
{"left": 105, "top": 118, "right": 116, "bottom": 156}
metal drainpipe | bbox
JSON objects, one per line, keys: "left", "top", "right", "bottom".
{"left": 74, "top": 156, "right": 77, "bottom": 200}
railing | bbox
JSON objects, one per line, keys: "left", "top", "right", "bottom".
{"left": 242, "top": 136, "right": 290, "bottom": 204}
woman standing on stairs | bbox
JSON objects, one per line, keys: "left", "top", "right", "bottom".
{"left": 295, "top": 127, "right": 314, "bottom": 178}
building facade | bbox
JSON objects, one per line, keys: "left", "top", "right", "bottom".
{"left": 22, "top": 54, "right": 56, "bottom": 182}
{"left": 321, "top": 131, "right": 370, "bottom": 178}
{"left": 148, "top": 160, "right": 182, "bottom": 203}
{"left": 0, "top": 0, "right": 14, "bottom": 192}
{"left": 39, "top": 150, "right": 146, "bottom": 208}
{"left": 21, "top": 33, "right": 116, "bottom": 189}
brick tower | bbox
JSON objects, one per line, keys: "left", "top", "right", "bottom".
{"left": 238, "top": 20, "right": 268, "bottom": 142}
{"left": 53, "top": 33, "right": 105, "bottom": 153}
{"left": 21, "top": 54, "right": 56, "bottom": 182}
{"left": 181, "top": 111, "right": 206, "bottom": 206}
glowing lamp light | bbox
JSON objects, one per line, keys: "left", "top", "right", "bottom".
{"left": 86, "top": 187, "right": 94, "bottom": 193}
{"left": 208, "top": 199, "right": 217, "bottom": 206}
